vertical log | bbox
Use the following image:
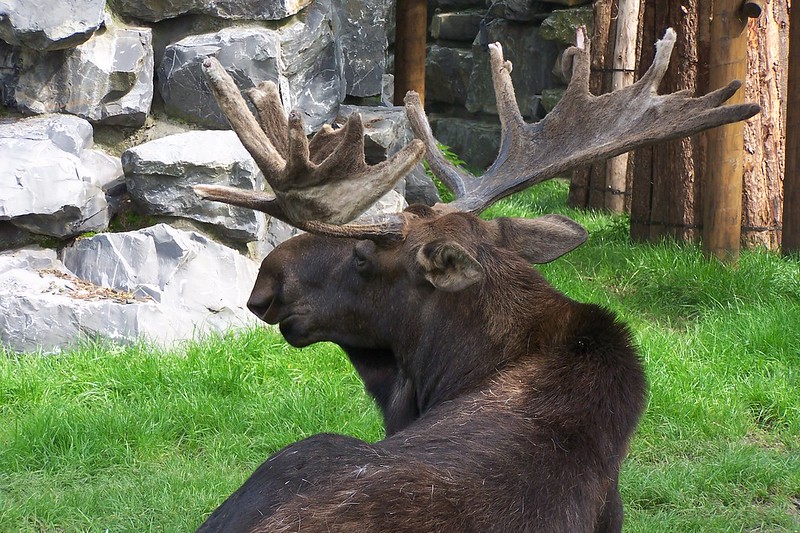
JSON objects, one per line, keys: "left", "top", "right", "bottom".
{"left": 394, "top": 0, "right": 428, "bottom": 106}
{"left": 702, "top": 0, "right": 748, "bottom": 263}
{"left": 742, "top": 0, "right": 788, "bottom": 250}
{"left": 631, "top": 0, "right": 706, "bottom": 243}
{"left": 568, "top": 0, "right": 615, "bottom": 209}
{"left": 605, "top": 0, "right": 640, "bottom": 212}
{"left": 784, "top": 0, "right": 800, "bottom": 254}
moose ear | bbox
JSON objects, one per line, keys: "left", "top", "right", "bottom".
{"left": 491, "top": 214, "right": 588, "bottom": 264}
{"left": 416, "top": 240, "right": 484, "bottom": 292}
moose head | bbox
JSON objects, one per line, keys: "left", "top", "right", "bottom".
{"left": 194, "top": 29, "right": 758, "bottom": 532}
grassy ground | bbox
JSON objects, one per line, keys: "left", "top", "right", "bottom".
{"left": 2, "top": 180, "right": 799, "bottom": 532}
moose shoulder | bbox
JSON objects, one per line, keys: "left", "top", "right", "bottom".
{"left": 193, "top": 29, "right": 758, "bottom": 533}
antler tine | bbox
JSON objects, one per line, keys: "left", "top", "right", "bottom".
{"left": 405, "top": 91, "right": 469, "bottom": 199}
{"left": 202, "top": 57, "right": 286, "bottom": 179}
{"left": 198, "top": 56, "right": 426, "bottom": 232}
{"left": 409, "top": 28, "right": 759, "bottom": 215}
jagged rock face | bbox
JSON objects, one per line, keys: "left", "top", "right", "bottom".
{"left": 0, "top": 0, "right": 106, "bottom": 51}
{"left": 122, "top": 130, "right": 267, "bottom": 243}
{"left": 0, "top": 114, "right": 122, "bottom": 238}
{"left": 0, "top": 228, "right": 258, "bottom": 353}
{"left": 158, "top": 0, "right": 343, "bottom": 131}
{"left": 332, "top": 0, "right": 392, "bottom": 97}
{"left": 539, "top": 6, "right": 593, "bottom": 45}
{"left": 426, "top": 45, "right": 473, "bottom": 106}
{"left": 112, "top": 0, "right": 313, "bottom": 22}
{"left": 465, "top": 20, "right": 560, "bottom": 118}
{"left": 14, "top": 23, "right": 154, "bottom": 127}
{"left": 431, "top": 116, "right": 501, "bottom": 171}
{"left": 158, "top": 27, "right": 282, "bottom": 129}
{"left": 278, "top": 0, "right": 345, "bottom": 129}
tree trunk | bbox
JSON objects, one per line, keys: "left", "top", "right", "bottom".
{"left": 702, "top": 0, "right": 749, "bottom": 263}
{"left": 605, "top": 0, "right": 641, "bottom": 212}
{"left": 785, "top": 0, "right": 800, "bottom": 254}
{"left": 630, "top": 0, "right": 708, "bottom": 243}
{"left": 742, "top": 0, "right": 788, "bottom": 250}
{"left": 568, "top": 0, "right": 615, "bottom": 210}
{"left": 394, "top": 0, "right": 427, "bottom": 106}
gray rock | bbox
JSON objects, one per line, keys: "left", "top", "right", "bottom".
{"left": 0, "top": 246, "right": 62, "bottom": 273}
{"left": 431, "top": 115, "right": 501, "bottom": 170}
{"left": 539, "top": 6, "right": 592, "bottom": 45}
{"left": 14, "top": 23, "right": 154, "bottom": 127}
{"left": 122, "top": 130, "right": 267, "bottom": 243}
{"left": 432, "top": 0, "right": 484, "bottom": 9}
{"left": 112, "top": 0, "right": 313, "bottom": 22}
{"left": 426, "top": 44, "right": 472, "bottom": 106}
{"left": 485, "top": 0, "right": 543, "bottom": 21}
{"left": 0, "top": 231, "right": 259, "bottom": 353}
{"left": 158, "top": 27, "right": 282, "bottom": 129}
{"left": 0, "top": 0, "right": 105, "bottom": 51}
{"left": 430, "top": 10, "right": 483, "bottom": 42}
{"left": 279, "top": 0, "right": 345, "bottom": 130}
{"left": 158, "top": 2, "right": 343, "bottom": 132}
{"left": 0, "top": 43, "right": 17, "bottom": 107}
{"left": 0, "top": 114, "right": 122, "bottom": 239}
{"left": 62, "top": 224, "right": 256, "bottom": 310}
{"left": 465, "top": 20, "right": 560, "bottom": 118}
{"left": 332, "top": 0, "right": 391, "bottom": 97}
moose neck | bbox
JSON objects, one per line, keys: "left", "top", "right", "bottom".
{"left": 349, "top": 256, "right": 574, "bottom": 430}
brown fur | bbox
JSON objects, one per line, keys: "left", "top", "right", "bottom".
{"left": 197, "top": 209, "right": 647, "bottom": 532}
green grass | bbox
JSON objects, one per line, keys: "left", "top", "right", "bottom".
{"left": 2, "top": 180, "right": 799, "bottom": 531}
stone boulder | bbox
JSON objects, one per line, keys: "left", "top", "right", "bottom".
{"left": 430, "top": 9, "right": 483, "bottom": 41}
{"left": 0, "top": 0, "right": 105, "bottom": 51}
{"left": 158, "top": 27, "right": 282, "bottom": 129}
{"left": 431, "top": 115, "right": 500, "bottom": 170}
{"left": 278, "top": 0, "right": 345, "bottom": 129}
{"left": 0, "top": 114, "right": 122, "bottom": 239}
{"left": 122, "top": 130, "right": 266, "bottom": 243}
{"left": 426, "top": 45, "right": 473, "bottom": 106}
{"left": 0, "top": 228, "right": 259, "bottom": 353}
{"left": 465, "top": 20, "right": 560, "bottom": 118}
{"left": 13, "top": 21, "right": 154, "bottom": 127}
{"left": 539, "top": 6, "right": 593, "bottom": 45}
{"left": 112, "top": 0, "right": 312, "bottom": 22}
{"left": 158, "top": 1, "right": 343, "bottom": 131}
{"left": 332, "top": 0, "right": 392, "bottom": 97}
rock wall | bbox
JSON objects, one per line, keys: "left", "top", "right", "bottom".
{"left": 0, "top": 0, "right": 589, "bottom": 352}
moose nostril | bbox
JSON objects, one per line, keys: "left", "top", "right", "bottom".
{"left": 247, "top": 295, "right": 273, "bottom": 321}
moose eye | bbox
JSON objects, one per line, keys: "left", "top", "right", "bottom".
{"left": 353, "top": 241, "right": 375, "bottom": 275}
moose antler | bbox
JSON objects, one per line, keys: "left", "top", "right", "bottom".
{"left": 194, "top": 57, "right": 424, "bottom": 235}
{"left": 195, "top": 28, "right": 759, "bottom": 241}
{"left": 405, "top": 28, "right": 760, "bottom": 215}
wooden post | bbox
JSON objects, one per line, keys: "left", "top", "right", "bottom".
{"left": 394, "top": 0, "right": 427, "bottom": 106}
{"left": 702, "top": 0, "right": 748, "bottom": 263}
{"left": 605, "top": 0, "right": 640, "bottom": 213}
{"left": 784, "top": 0, "right": 800, "bottom": 254}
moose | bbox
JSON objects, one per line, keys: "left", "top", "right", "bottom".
{"left": 192, "top": 29, "right": 758, "bottom": 532}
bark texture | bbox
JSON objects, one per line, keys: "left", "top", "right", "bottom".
{"left": 742, "top": 0, "right": 788, "bottom": 249}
